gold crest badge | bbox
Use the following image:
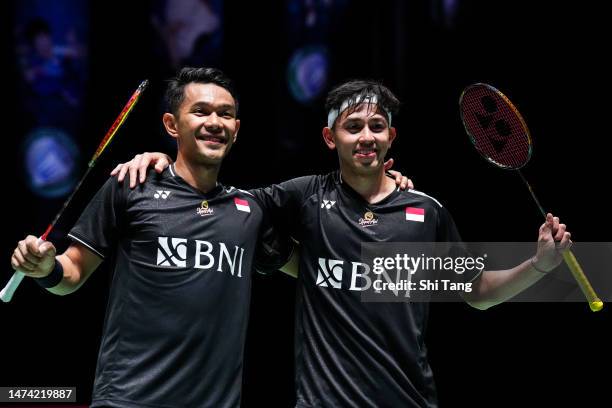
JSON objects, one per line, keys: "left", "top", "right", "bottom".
{"left": 197, "top": 200, "right": 214, "bottom": 216}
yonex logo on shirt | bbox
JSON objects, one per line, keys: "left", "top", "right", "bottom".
{"left": 157, "top": 237, "right": 188, "bottom": 267}
{"left": 154, "top": 190, "right": 171, "bottom": 199}
{"left": 321, "top": 199, "right": 336, "bottom": 209}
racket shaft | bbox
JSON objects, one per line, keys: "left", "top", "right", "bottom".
{"left": 517, "top": 170, "right": 547, "bottom": 218}
{"left": 562, "top": 250, "right": 603, "bottom": 311}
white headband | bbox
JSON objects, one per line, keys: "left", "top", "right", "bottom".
{"left": 326, "top": 94, "right": 392, "bottom": 128}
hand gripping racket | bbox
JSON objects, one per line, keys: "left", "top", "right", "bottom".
{"left": 1, "top": 79, "right": 149, "bottom": 302}
{"left": 459, "top": 83, "right": 603, "bottom": 312}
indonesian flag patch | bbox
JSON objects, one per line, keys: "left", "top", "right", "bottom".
{"left": 405, "top": 207, "right": 425, "bottom": 222}
{"left": 234, "top": 197, "right": 251, "bottom": 213}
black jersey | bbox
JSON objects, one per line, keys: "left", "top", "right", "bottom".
{"left": 253, "top": 172, "right": 482, "bottom": 408}
{"left": 69, "top": 164, "right": 287, "bottom": 408}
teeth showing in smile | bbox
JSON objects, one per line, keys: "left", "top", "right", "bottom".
{"left": 199, "top": 136, "right": 226, "bottom": 144}
{"left": 355, "top": 149, "right": 375, "bottom": 155}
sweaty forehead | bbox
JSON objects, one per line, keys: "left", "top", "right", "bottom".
{"left": 182, "top": 82, "right": 235, "bottom": 108}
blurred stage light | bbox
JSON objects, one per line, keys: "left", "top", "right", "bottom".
{"left": 23, "top": 127, "right": 79, "bottom": 198}
{"left": 432, "top": 0, "right": 459, "bottom": 28}
{"left": 287, "top": 45, "right": 329, "bottom": 104}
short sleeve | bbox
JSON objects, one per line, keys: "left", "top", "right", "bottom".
{"left": 67, "top": 176, "right": 127, "bottom": 259}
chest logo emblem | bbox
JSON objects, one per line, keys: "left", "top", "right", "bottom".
{"left": 197, "top": 200, "right": 214, "bottom": 216}
{"left": 359, "top": 210, "right": 378, "bottom": 227}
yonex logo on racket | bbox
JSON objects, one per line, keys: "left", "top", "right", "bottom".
{"left": 474, "top": 94, "right": 512, "bottom": 153}
{"left": 460, "top": 83, "right": 531, "bottom": 169}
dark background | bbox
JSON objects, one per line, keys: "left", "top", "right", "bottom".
{"left": 1, "top": 0, "right": 610, "bottom": 406}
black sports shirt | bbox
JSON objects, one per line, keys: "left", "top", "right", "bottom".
{"left": 69, "top": 164, "right": 287, "bottom": 408}
{"left": 253, "top": 171, "right": 482, "bottom": 408}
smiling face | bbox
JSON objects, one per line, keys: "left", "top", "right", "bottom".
{"left": 163, "top": 82, "right": 240, "bottom": 166}
{"left": 323, "top": 102, "right": 396, "bottom": 175}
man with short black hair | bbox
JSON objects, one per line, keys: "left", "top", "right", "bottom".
{"left": 10, "top": 67, "right": 292, "bottom": 408}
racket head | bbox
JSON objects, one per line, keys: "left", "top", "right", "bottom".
{"left": 459, "top": 83, "right": 532, "bottom": 170}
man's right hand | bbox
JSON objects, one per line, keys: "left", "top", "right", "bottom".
{"left": 11, "top": 235, "right": 57, "bottom": 278}
{"left": 110, "top": 152, "right": 172, "bottom": 188}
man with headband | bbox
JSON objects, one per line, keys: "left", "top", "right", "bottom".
{"left": 115, "top": 79, "right": 571, "bottom": 407}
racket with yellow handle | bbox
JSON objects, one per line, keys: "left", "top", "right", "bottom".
{"left": 459, "top": 83, "right": 602, "bottom": 312}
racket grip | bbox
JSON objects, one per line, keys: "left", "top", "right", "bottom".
{"left": 0, "top": 271, "right": 26, "bottom": 303}
{"left": 562, "top": 250, "right": 603, "bottom": 312}
{"left": 1, "top": 237, "right": 45, "bottom": 303}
